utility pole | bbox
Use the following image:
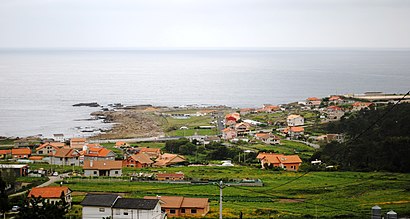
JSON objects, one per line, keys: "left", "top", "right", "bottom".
{"left": 216, "top": 181, "right": 227, "bottom": 219}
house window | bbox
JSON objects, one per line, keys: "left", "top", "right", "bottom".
{"left": 170, "top": 209, "right": 176, "bottom": 214}
{"left": 39, "top": 151, "right": 43, "bottom": 154}
{"left": 115, "top": 171, "right": 119, "bottom": 174}
{"left": 181, "top": 209, "right": 185, "bottom": 213}
{"left": 99, "top": 208, "right": 105, "bottom": 212}
{"left": 60, "top": 158, "right": 63, "bottom": 161}
{"left": 93, "top": 171, "right": 97, "bottom": 175}
{"left": 123, "top": 210, "right": 128, "bottom": 215}
{"left": 191, "top": 209, "right": 197, "bottom": 214}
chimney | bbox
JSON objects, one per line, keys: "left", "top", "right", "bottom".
{"left": 156, "top": 195, "right": 161, "bottom": 200}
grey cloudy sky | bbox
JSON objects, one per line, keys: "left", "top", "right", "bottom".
{"left": 0, "top": 0, "right": 409, "bottom": 49}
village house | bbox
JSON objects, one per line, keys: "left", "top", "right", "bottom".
{"left": 123, "top": 153, "right": 153, "bottom": 168}
{"left": 36, "top": 142, "right": 66, "bottom": 155}
{"left": 326, "top": 105, "right": 345, "bottom": 121}
{"left": 144, "top": 196, "right": 210, "bottom": 217}
{"left": 257, "top": 152, "right": 302, "bottom": 171}
{"left": 81, "top": 193, "right": 120, "bottom": 219}
{"left": 115, "top": 141, "right": 130, "bottom": 148}
{"left": 0, "top": 149, "right": 11, "bottom": 159}
{"left": 254, "top": 133, "right": 280, "bottom": 145}
{"left": 154, "top": 153, "right": 186, "bottom": 167}
{"left": 28, "top": 186, "right": 72, "bottom": 208}
{"left": 196, "top": 109, "right": 216, "bottom": 116}
{"left": 138, "top": 147, "right": 162, "bottom": 159}
{"left": 83, "top": 160, "right": 123, "bottom": 177}
{"left": 203, "top": 136, "right": 221, "bottom": 145}
{"left": 156, "top": 173, "right": 185, "bottom": 181}
{"left": 283, "top": 127, "right": 305, "bottom": 139}
{"left": 0, "top": 164, "right": 28, "bottom": 177}
{"left": 49, "top": 148, "right": 81, "bottom": 166}
{"left": 259, "top": 105, "right": 280, "bottom": 113}
{"left": 53, "top": 134, "right": 65, "bottom": 142}
{"left": 316, "top": 134, "right": 345, "bottom": 143}
{"left": 70, "top": 138, "right": 86, "bottom": 149}
{"left": 351, "top": 102, "right": 373, "bottom": 111}
{"left": 286, "top": 114, "right": 304, "bottom": 127}
{"left": 82, "top": 146, "right": 116, "bottom": 161}
{"left": 81, "top": 193, "right": 164, "bottom": 219}
{"left": 329, "top": 95, "right": 344, "bottom": 105}
{"left": 222, "top": 128, "right": 237, "bottom": 140}
{"left": 234, "top": 122, "right": 251, "bottom": 136}
{"left": 306, "top": 97, "right": 322, "bottom": 107}
{"left": 11, "top": 148, "right": 31, "bottom": 159}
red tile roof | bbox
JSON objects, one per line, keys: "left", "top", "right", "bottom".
{"left": 329, "top": 96, "right": 342, "bottom": 101}
{"left": 36, "top": 142, "right": 65, "bottom": 151}
{"left": 139, "top": 147, "right": 161, "bottom": 154}
{"left": 11, "top": 148, "right": 31, "bottom": 155}
{"left": 0, "top": 149, "right": 11, "bottom": 155}
{"left": 28, "top": 186, "right": 70, "bottom": 198}
{"left": 327, "top": 105, "right": 343, "bottom": 111}
{"left": 129, "top": 153, "right": 154, "bottom": 164}
{"left": 83, "top": 160, "right": 123, "bottom": 170}
{"left": 84, "top": 147, "right": 113, "bottom": 157}
{"left": 307, "top": 97, "right": 320, "bottom": 101}
{"left": 70, "top": 138, "right": 86, "bottom": 142}
{"left": 29, "top": 156, "right": 44, "bottom": 160}
{"left": 52, "top": 148, "right": 79, "bottom": 158}
{"left": 257, "top": 153, "right": 302, "bottom": 164}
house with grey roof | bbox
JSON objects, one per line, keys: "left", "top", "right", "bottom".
{"left": 80, "top": 193, "right": 165, "bottom": 219}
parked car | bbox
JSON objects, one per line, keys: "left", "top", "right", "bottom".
{"left": 11, "top": 206, "right": 20, "bottom": 212}
{"left": 52, "top": 172, "right": 59, "bottom": 176}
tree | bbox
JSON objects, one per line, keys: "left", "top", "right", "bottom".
{"left": 0, "top": 177, "right": 10, "bottom": 219}
{"left": 16, "top": 192, "right": 69, "bottom": 219}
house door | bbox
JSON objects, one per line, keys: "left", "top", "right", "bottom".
{"left": 99, "top": 170, "right": 108, "bottom": 176}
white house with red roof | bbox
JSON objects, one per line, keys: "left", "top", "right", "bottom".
{"left": 28, "top": 186, "right": 72, "bottom": 207}
{"left": 286, "top": 114, "right": 304, "bottom": 127}
{"left": 222, "top": 128, "right": 237, "bottom": 140}
{"left": 49, "top": 148, "right": 81, "bottom": 166}
{"left": 306, "top": 97, "right": 321, "bottom": 107}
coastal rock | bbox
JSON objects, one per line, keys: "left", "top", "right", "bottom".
{"left": 72, "top": 102, "right": 100, "bottom": 107}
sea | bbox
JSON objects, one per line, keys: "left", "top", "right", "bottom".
{"left": 0, "top": 49, "right": 409, "bottom": 138}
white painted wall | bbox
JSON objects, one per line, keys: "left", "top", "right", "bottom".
{"left": 82, "top": 206, "right": 112, "bottom": 219}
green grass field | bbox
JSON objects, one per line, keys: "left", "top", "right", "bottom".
{"left": 56, "top": 166, "right": 410, "bottom": 218}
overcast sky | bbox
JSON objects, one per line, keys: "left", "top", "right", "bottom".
{"left": 0, "top": 0, "right": 409, "bottom": 49}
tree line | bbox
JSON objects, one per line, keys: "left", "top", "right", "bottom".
{"left": 312, "top": 103, "right": 410, "bottom": 172}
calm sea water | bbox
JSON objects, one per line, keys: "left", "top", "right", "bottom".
{"left": 0, "top": 49, "right": 409, "bottom": 138}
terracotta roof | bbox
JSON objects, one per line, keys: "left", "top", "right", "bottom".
{"left": 222, "top": 128, "right": 235, "bottom": 133}
{"left": 240, "top": 108, "right": 255, "bottom": 112}
{"left": 289, "top": 126, "right": 304, "bottom": 132}
{"left": 287, "top": 114, "right": 302, "bottom": 120}
{"left": 154, "top": 153, "right": 186, "bottom": 166}
{"left": 307, "top": 97, "right": 320, "bottom": 101}
{"left": 144, "top": 196, "right": 208, "bottom": 209}
{"left": 264, "top": 105, "right": 280, "bottom": 110}
{"left": 0, "top": 149, "right": 11, "bottom": 155}
{"left": 11, "top": 148, "right": 31, "bottom": 155}
{"left": 145, "top": 196, "right": 184, "bottom": 208}
{"left": 352, "top": 102, "right": 372, "bottom": 107}
{"left": 29, "top": 156, "right": 44, "bottom": 160}
{"left": 84, "top": 147, "right": 114, "bottom": 157}
{"left": 70, "top": 138, "right": 86, "bottom": 142}
{"left": 139, "top": 147, "right": 161, "bottom": 153}
{"left": 36, "top": 142, "right": 65, "bottom": 151}
{"left": 28, "top": 186, "right": 70, "bottom": 198}
{"left": 327, "top": 105, "right": 343, "bottom": 111}
{"left": 234, "top": 122, "right": 250, "bottom": 129}
{"left": 329, "top": 96, "right": 342, "bottom": 101}
{"left": 255, "top": 133, "right": 279, "bottom": 140}
{"left": 52, "top": 148, "right": 79, "bottom": 158}
{"left": 83, "top": 160, "right": 123, "bottom": 170}
{"left": 182, "top": 197, "right": 209, "bottom": 208}
{"left": 115, "top": 141, "right": 128, "bottom": 147}
{"left": 257, "top": 153, "right": 302, "bottom": 164}
{"left": 129, "top": 153, "right": 154, "bottom": 164}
